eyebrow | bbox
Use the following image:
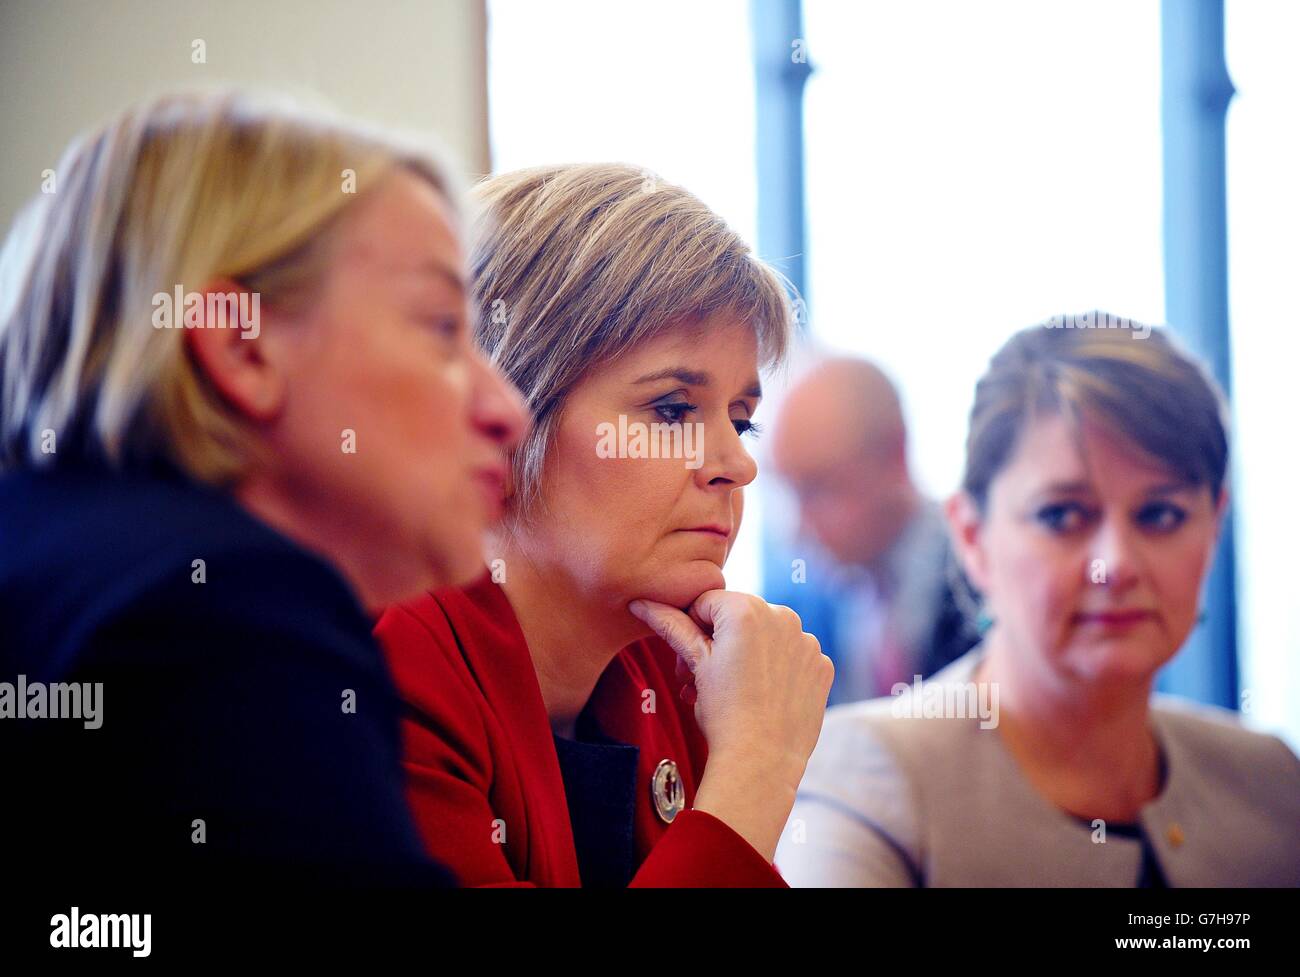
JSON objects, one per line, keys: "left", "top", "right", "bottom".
{"left": 411, "top": 259, "right": 467, "bottom": 295}
{"left": 1037, "top": 480, "right": 1094, "bottom": 495}
{"left": 632, "top": 367, "right": 763, "bottom": 399}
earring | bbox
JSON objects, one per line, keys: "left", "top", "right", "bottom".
{"left": 975, "top": 609, "right": 995, "bottom": 636}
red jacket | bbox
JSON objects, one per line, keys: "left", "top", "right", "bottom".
{"left": 374, "top": 572, "right": 787, "bottom": 887}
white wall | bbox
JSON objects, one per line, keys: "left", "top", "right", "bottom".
{"left": 0, "top": 0, "right": 489, "bottom": 230}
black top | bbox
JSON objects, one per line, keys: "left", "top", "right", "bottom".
{"left": 552, "top": 711, "right": 640, "bottom": 888}
{"left": 1105, "top": 822, "right": 1170, "bottom": 888}
{"left": 0, "top": 466, "right": 450, "bottom": 890}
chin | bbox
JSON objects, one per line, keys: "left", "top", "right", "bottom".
{"left": 1065, "top": 634, "right": 1168, "bottom": 684}
{"left": 637, "top": 559, "right": 727, "bottom": 610}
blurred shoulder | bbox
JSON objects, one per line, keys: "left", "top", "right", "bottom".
{"left": 1152, "top": 694, "right": 1300, "bottom": 784}
{"left": 0, "top": 466, "right": 374, "bottom": 670}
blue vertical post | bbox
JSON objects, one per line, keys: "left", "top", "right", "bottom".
{"left": 751, "top": 0, "right": 810, "bottom": 304}
{"left": 751, "top": 0, "right": 812, "bottom": 606}
{"left": 1160, "top": 0, "right": 1238, "bottom": 709}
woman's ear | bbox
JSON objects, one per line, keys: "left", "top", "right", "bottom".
{"left": 945, "top": 490, "right": 991, "bottom": 594}
{"left": 183, "top": 279, "right": 285, "bottom": 422}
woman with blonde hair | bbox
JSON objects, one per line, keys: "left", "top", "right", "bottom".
{"left": 376, "top": 163, "right": 834, "bottom": 886}
{"left": 775, "top": 317, "right": 1300, "bottom": 886}
{"left": 0, "top": 90, "right": 525, "bottom": 885}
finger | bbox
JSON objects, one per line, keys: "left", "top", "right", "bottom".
{"left": 685, "top": 589, "right": 732, "bottom": 632}
{"left": 687, "top": 601, "right": 714, "bottom": 635}
{"left": 628, "top": 599, "right": 711, "bottom": 668}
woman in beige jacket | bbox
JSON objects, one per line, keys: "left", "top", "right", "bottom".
{"left": 776, "top": 317, "right": 1300, "bottom": 887}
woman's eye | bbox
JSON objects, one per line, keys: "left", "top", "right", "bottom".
{"left": 1137, "top": 502, "right": 1187, "bottom": 533}
{"left": 419, "top": 313, "right": 462, "bottom": 341}
{"left": 1036, "top": 502, "right": 1093, "bottom": 533}
{"left": 654, "top": 401, "right": 696, "bottom": 425}
{"left": 732, "top": 418, "right": 762, "bottom": 438}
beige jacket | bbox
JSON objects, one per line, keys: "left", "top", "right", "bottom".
{"left": 776, "top": 650, "right": 1300, "bottom": 887}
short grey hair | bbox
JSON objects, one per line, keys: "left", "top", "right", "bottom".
{"left": 469, "top": 162, "right": 796, "bottom": 520}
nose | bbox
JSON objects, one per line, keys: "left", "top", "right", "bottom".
{"left": 1088, "top": 515, "right": 1142, "bottom": 592}
{"left": 469, "top": 349, "right": 528, "bottom": 450}
{"left": 694, "top": 418, "right": 758, "bottom": 491}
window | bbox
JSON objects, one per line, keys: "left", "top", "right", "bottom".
{"left": 801, "top": 0, "right": 1163, "bottom": 499}
{"left": 1225, "top": 0, "right": 1300, "bottom": 748}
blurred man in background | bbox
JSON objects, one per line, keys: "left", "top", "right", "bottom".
{"left": 769, "top": 357, "right": 978, "bottom": 704}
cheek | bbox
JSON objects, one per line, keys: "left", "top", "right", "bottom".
{"left": 348, "top": 335, "right": 471, "bottom": 463}
{"left": 568, "top": 451, "right": 682, "bottom": 549}
{"left": 826, "top": 498, "right": 858, "bottom": 530}
{"left": 987, "top": 528, "right": 1081, "bottom": 633}
{"left": 547, "top": 425, "right": 707, "bottom": 594}
{"left": 1149, "top": 529, "right": 1217, "bottom": 627}
{"left": 807, "top": 496, "right": 853, "bottom": 543}
{"left": 322, "top": 333, "right": 475, "bottom": 531}
{"left": 410, "top": 366, "right": 471, "bottom": 458}
{"left": 545, "top": 428, "right": 659, "bottom": 562}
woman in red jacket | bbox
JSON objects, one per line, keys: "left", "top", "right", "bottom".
{"left": 375, "top": 163, "right": 833, "bottom": 887}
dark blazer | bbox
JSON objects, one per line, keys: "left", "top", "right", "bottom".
{"left": 0, "top": 465, "right": 449, "bottom": 889}
{"left": 374, "top": 573, "right": 788, "bottom": 887}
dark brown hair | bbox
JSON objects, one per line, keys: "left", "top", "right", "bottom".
{"left": 962, "top": 314, "right": 1229, "bottom": 512}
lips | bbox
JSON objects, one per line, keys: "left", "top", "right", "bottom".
{"left": 680, "top": 524, "right": 730, "bottom": 540}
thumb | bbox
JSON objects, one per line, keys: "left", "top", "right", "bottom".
{"left": 628, "top": 599, "right": 711, "bottom": 671}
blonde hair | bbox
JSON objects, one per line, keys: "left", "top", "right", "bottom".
{"left": 0, "top": 89, "right": 458, "bottom": 482}
{"left": 469, "top": 163, "right": 795, "bottom": 518}
{"left": 962, "top": 313, "right": 1230, "bottom": 512}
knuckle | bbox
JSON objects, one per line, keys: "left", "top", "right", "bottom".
{"left": 735, "top": 597, "right": 765, "bottom": 627}
{"left": 775, "top": 604, "right": 802, "bottom": 631}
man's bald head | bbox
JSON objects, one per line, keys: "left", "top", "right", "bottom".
{"left": 774, "top": 358, "right": 906, "bottom": 467}
{"left": 771, "top": 357, "right": 916, "bottom": 567}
